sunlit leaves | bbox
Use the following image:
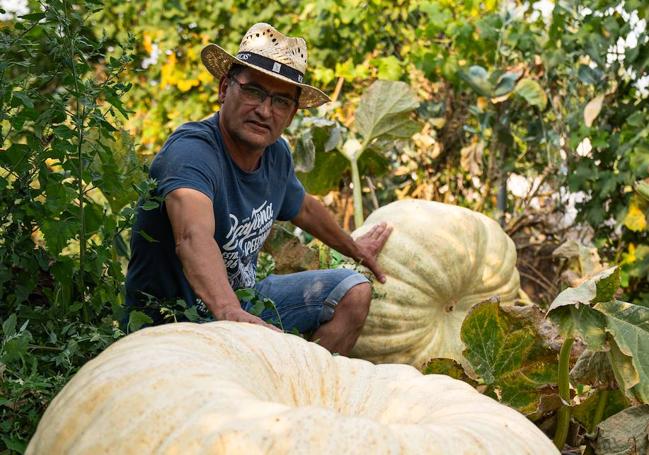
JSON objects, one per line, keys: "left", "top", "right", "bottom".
{"left": 624, "top": 199, "right": 647, "bottom": 232}
{"left": 513, "top": 78, "right": 547, "bottom": 110}
{"left": 584, "top": 94, "right": 605, "bottom": 127}
{"left": 354, "top": 80, "right": 419, "bottom": 146}
{"left": 548, "top": 267, "right": 620, "bottom": 313}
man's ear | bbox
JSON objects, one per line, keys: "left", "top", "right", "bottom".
{"left": 218, "top": 76, "right": 229, "bottom": 103}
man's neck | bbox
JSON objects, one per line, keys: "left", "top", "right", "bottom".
{"left": 218, "top": 115, "right": 264, "bottom": 173}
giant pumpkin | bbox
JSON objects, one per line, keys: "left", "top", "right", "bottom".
{"left": 27, "top": 321, "right": 556, "bottom": 454}
{"left": 351, "top": 200, "right": 520, "bottom": 366}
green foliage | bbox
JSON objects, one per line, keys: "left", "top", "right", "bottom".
{"left": 572, "top": 389, "right": 628, "bottom": 434}
{"left": 460, "top": 300, "right": 558, "bottom": 415}
{"left": 548, "top": 266, "right": 649, "bottom": 404}
{"left": 290, "top": 80, "right": 419, "bottom": 227}
{"left": 422, "top": 358, "right": 477, "bottom": 385}
{"left": 596, "top": 300, "right": 649, "bottom": 403}
{"left": 0, "top": 0, "right": 142, "bottom": 449}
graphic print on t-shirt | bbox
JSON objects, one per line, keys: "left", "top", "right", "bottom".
{"left": 222, "top": 200, "right": 274, "bottom": 289}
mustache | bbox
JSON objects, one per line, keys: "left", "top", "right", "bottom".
{"left": 246, "top": 118, "right": 271, "bottom": 130}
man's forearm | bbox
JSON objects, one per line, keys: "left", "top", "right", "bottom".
{"left": 175, "top": 233, "right": 240, "bottom": 318}
{"left": 293, "top": 195, "right": 361, "bottom": 261}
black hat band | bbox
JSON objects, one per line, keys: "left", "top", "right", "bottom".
{"left": 236, "top": 52, "right": 305, "bottom": 84}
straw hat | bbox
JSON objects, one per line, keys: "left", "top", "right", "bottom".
{"left": 201, "top": 23, "right": 330, "bottom": 108}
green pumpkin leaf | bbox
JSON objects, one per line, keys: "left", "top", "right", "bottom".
{"left": 12, "top": 91, "right": 34, "bottom": 109}
{"left": 577, "top": 64, "right": 603, "bottom": 85}
{"left": 595, "top": 300, "right": 649, "bottom": 403}
{"left": 41, "top": 218, "right": 77, "bottom": 256}
{"left": 296, "top": 148, "right": 348, "bottom": 195}
{"left": 141, "top": 200, "right": 160, "bottom": 211}
{"left": 548, "top": 267, "right": 620, "bottom": 312}
{"left": 422, "top": 358, "right": 477, "bottom": 385}
{"left": 570, "top": 350, "right": 617, "bottom": 387}
{"left": 461, "top": 300, "right": 559, "bottom": 414}
{"left": 234, "top": 288, "right": 256, "bottom": 302}
{"left": 547, "top": 267, "right": 619, "bottom": 348}
{"left": 294, "top": 128, "right": 316, "bottom": 173}
{"left": 354, "top": 80, "right": 419, "bottom": 147}
{"left": 183, "top": 306, "right": 200, "bottom": 322}
{"left": 292, "top": 118, "right": 341, "bottom": 174}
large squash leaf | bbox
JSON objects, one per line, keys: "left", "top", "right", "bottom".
{"left": 548, "top": 266, "right": 620, "bottom": 311}
{"left": 461, "top": 300, "right": 559, "bottom": 415}
{"left": 296, "top": 149, "right": 348, "bottom": 195}
{"left": 422, "top": 358, "right": 477, "bottom": 386}
{"left": 292, "top": 117, "right": 342, "bottom": 173}
{"left": 547, "top": 267, "right": 618, "bottom": 347}
{"left": 547, "top": 266, "right": 649, "bottom": 404}
{"left": 353, "top": 80, "right": 419, "bottom": 152}
{"left": 595, "top": 300, "right": 649, "bottom": 403}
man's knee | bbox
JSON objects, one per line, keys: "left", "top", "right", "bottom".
{"left": 338, "top": 282, "right": 372, "bottom": 328}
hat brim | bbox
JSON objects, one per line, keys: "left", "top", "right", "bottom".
{"left": 201, "top": 44, "right": 331, "bottom": 109}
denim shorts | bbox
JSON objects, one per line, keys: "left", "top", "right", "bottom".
{"left": 241, "top": 268, "right": 369, "bottom": 333}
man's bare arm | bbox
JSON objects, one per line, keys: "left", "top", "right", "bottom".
{"left": 166, "top": 188, "right": 279, "bottom": 330}
{"left": 291, "top": 194, "right": 392, "bottom": 283}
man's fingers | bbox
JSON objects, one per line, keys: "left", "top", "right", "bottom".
{"left": 368, "top": 222, "right": 389, "bottom": 239}
{"left": 371, "top": 264, "right": 387, "bottom": 284}
{"left": 230, "top": 309, "right": 283, "bottom": 332}
{"left": 248, "top": 316, "right": 282, "bottom": 332}
{"left": 377, "top": 224, "right": 393, "bottom": 244}
{"left": 364, "top": 257, "right": 387, "bottom": 284}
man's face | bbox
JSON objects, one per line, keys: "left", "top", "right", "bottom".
{"left": 219, "top": 67, "right": 299, "bottom": 151}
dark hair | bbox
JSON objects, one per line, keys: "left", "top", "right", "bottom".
{"left": 226, "top": 63, "right": 246, "bottom": 79}
{"left": 225, "top": 63, "right": 302, "bottom": 102}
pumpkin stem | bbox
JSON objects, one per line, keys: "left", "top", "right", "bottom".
{"left": 351, "top": 157, "right": 364, "bottom": 228}
{"left": 553, "top": 336, "right": 574, "bottom": 449}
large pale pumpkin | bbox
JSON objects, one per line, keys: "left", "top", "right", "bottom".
{"left": 28, "top": 321, "right": 556, "bottom": 454}
{"left": 351, "top": 199, "right": 520, "bottom": 366}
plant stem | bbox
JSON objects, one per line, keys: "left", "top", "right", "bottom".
{"left": 350, "top": 157, "right": 363, "bottom": 228}
{"left": 590, "top": 388, "right": 609, "bottom": 433}
{"left": 62, "top": 0, "right": 87, "bottom": 320}
{"left": 553, "top": 336, "right": 574, "bottom": 449}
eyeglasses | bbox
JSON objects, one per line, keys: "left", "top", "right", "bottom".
{"left": 229, "top": 77, "right": 298, "bottom": 114}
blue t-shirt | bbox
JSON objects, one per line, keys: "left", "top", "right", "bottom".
{"left": 125, "top": 113, "right": 305, "bottom": 312}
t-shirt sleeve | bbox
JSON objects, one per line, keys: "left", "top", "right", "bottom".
{"left": 150, "top": 132, "right": 219, "bottom": 201}
{"left": 276, "top": 141, "right": 306, "bottom": 221}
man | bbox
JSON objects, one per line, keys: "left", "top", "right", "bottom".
{"left": 125, "top": 23, "right": 392, "bottom": 355}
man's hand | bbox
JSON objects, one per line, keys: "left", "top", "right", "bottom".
{"left": 292, "top": 194, "right": 393, "bottom": 283}
{"left": 353, "top": 222, "right": 393, "bottom": 283}
{"left": 216, "top": 305, "right": 282, "bottom": 332}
